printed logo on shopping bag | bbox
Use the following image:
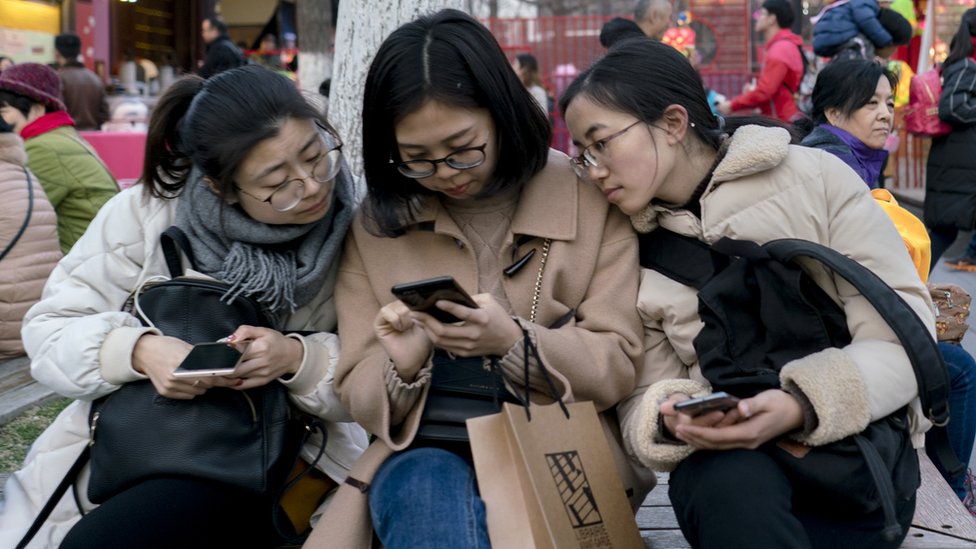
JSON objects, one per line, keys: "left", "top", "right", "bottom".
{"left": 547, "top": 451, "right": 613, "bottom": 548}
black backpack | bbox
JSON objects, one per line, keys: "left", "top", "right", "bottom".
{"left": 639, "top": 228, "right": 962, "bottom": 540}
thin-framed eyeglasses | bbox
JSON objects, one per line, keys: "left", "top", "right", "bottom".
{"left": 236, "top": 135, "right": 343, "bottom": 212}
{"left": 569, "top": 120, "right": 642, "bottom": 179}
{"left": 391, "top": 143, "right": 488, "bottom": 179}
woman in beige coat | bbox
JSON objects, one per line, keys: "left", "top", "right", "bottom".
{"left": 0, "top": 119, "right": 60, "bottom": 358}
{"left": 304, "top": 9, "right": 651, "bottom": 549}
{"left": 562, "top": 39, "right": 934, "bottom": 548}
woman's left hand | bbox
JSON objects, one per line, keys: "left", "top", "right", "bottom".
{"left": 673, "top": 389, "right": 804, "bottom": 450}
{"left": 221, "top": 325, "right": 304, "bottom": 390}
{"left": 410, "top": 293, "right": 523, "bottom": 357}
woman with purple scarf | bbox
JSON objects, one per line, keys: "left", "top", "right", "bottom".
{"left": 798, "top": 58, "right": 893, "bottom": 188}
{"left": 800, "top": 57, "right": 976, "bottom": 503}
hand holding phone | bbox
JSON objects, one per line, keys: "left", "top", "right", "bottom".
{"left": 172, "top": 341, "right": 248, "bottom": 378}
{"left": 673, "top": 391, "right": 740, "bottom": 417}
{"left": 391, "top": 276, "right": 479, "bottom": 324}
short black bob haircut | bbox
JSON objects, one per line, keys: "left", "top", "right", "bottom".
{"left": 808, "top": 59, "right": 897, "bottom": 127}
{"left": 361, "top": 8, "right": 552, "bottom": 237}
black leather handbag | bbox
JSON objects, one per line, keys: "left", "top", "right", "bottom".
{"left": 17, "top": 227, "right": 322, "bottom": 549}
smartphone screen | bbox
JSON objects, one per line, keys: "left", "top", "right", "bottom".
{"left": 173, "top": 342, "right": 246, "bottom": 378}
{"left": 391, "top": 276, "right": 478, "bottom": 324}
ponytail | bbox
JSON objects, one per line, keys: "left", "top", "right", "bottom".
{"left": 142, "top": 75, "right": 205, "bottom": 199}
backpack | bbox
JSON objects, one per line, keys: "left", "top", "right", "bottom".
{"left": 905, "top": 67, "right": 952, "bottom": 138}
{"left": 638, "top": 228, "right": 963, "bottom": 540}
{"left": 791, "top": 45, "right": 822, "bottom": 116}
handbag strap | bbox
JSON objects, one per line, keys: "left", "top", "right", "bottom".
{"left": 271, "top": 418, "right": 328, "bottom": 545}
{"left": 1, "top": 168, "right": 35, "bottom": 263}
{"left": 16, "top": 446, "right": 91, "bottom": 549}
{"left": 160, "top": 225, "right": 196, "bottom": 278}
{"left": 518, "top": 237, "right": 569, "bottom": 420}
{"left": 529, "top": 238, "right": 551, "bottom": 324}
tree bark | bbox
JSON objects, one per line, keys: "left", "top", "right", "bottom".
{"left": 296, "top": 0, "right": 334, "bottom": 100}
{"left": 329, "top": 0, "right": 466, "bottom": 183}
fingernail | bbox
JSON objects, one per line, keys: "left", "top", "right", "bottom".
{"left": 226, "top": 334, "right": 237, "bottom": 342}
{"left": 235, "top": 379, "right": 244, "bottom": 386}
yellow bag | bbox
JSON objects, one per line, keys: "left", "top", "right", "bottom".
{"left": 872, "top": 188, "right": 931, "bottom": 282}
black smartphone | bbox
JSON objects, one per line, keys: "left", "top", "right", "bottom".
{"left": 173, "top": 342, "right": 247, "bottom": 378}
{"left": 391, "top": 276, "right": 479, "bottom": 324}
{"left": 673, "top": 391, "right": 740, "bottom": 417}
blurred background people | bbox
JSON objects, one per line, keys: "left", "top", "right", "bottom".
{"left": 635, "top": 0, "right": 674, "bottom": 41}
{"left": 600, "top": 17, "right": 645, "bottom": 48}
{"left": 512, "top": 52, "right": 550, "bottom": 118}
{"left": 716, "top": 0, "right": 804, "bottom": 122}
{"left": 0, "top": 116, "right": 61, "bottom": 360}
{"left": 0, "top": 56, "right": 13, "bottom": 72}
{"left": 54, "top": 33, "right": 109, "bottom": 131}
{"left": 198, "top": 16, "right": 245, "bottom": 79}
{"left": 925, "top": 7, "right": 976, "bottom": 271}
{"left": 0, "top": 63, "right": 118, "bottom": 253}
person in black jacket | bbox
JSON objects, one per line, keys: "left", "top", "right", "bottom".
{"left": 924, "top": 8, "right": 976, "bottom": 270}
{"left": 198, "top": 16, "right": 245, "bottom": 79}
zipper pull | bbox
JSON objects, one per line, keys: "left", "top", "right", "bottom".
{"left": 89, "top": 411, "right": 100, "bottom": 447}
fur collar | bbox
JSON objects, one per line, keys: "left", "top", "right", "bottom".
{"left": 631, "top": 125, "right": 791, "bottom": 233}
{"left": 0, "top": 133, "right": 27, "bottom": 167}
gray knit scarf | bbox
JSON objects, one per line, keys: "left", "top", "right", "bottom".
{"left": 173, "top": 155, "right": 356, "bottom": 318}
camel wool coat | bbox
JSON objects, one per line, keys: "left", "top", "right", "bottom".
{"left": 305, "top": 150, "right": 655, "bottom": 548}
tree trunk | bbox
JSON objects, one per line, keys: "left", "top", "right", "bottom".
{"left": 296, "top": 0, "right": 334, "bottom": 99}
{"left": 329, "top": 0, "right": 466, "bottom": 183}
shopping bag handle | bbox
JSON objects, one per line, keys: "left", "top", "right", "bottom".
{"left": 510, "top": 325, "right": 570, "bottom": 421}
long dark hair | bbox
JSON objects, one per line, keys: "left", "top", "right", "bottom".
{"left": 944, "top": 8, "right": 976, "bottom": 68}
{"left": 800, "top": 59, "right": 897, "bottom": 130}
{"left": 142, "top": 64, "right": 329, "bottom": 201}
{"left": 559, "top": 37, "right": 793, "bottom": 152}
{"left": 361, "top": 8, "right": 551, "bottom": 237}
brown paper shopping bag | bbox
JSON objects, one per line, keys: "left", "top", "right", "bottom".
{"left": 468, "top": 400, "right": 643, "bottom": 549}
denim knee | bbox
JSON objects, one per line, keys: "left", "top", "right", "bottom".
{"left": 369, "top": 448, "right": 490, "bottom": 549}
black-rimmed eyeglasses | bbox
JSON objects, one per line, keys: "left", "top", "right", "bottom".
{"left": 391, "top": 143, "right": 488, "bottom": 179}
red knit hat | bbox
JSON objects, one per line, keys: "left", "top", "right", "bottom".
{"left": 0, "top": 62, "right": 65, "bottom": 111}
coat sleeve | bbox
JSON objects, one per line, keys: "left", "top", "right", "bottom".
{"left": 21, "top": 191, "right": 165, "bottom": 400}
{"left": 333, "top": 228, "right": 430, "bottom": 450}
{"left": 523, "top": 208, "right": 643, "bottom": 412}
{"left": 781, "top": 153, "right": 934, "bottom": 446}
{"left": 730, "top": 54, "right": 789, "bottom": 111}
{"left": 852, "top": 0, "right": 892, "bottom": 47}
{"left": 939, "top": 61, "right": 976, "bottom": 127}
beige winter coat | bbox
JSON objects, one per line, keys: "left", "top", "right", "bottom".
{"left": 618, "top": 125, "right": 936, "bottom": 472}
{"left": 0, "top": 133, "right": 60, "bottom": 358}
{"left": 305, "top": 151, "right": 655, "bottom": 548}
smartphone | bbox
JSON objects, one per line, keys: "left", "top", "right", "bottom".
{"left": 172, "top": 342, "right": 247, "bottom": 378}
{"left": 673, "top": 391, "right": 740, "bottom": 417}
{"left": 390, "top": 276, "right": 479, "bottom": 324}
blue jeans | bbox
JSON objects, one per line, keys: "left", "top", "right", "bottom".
{"left": 369, "top": 448, "right": 491, "bottom": 549}
{"left": 928, "top": 342, "right": 976, "bottom": 500}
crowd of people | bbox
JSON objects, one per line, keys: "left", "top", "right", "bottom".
{"left": 0, "top": 3, "right": 974, "bottom": 548}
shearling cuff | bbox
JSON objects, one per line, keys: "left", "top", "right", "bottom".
{"left": 99, "top": 326, "right": 158, "bottom": 385}
{"left": 631, "top": 378, "right": 709, "bottom": 472}
{"left": 780, "top": 347, "right": 870, "bottom": 446}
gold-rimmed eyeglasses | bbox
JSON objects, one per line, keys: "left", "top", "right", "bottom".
{"left": 236, "top": 139, "right": 343, "bottom": 212}
{"left": 569, "top": 120, "right": 642, "bottom": 179}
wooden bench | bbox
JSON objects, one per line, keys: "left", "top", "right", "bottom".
{"left": 638, "top": 451, "right": 976, "bottom": 548}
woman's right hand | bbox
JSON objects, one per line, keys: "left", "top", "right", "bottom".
{"left": 374, "top": 300, "right": 433, "bottom": 382}
{"left": 132, "top": 334, "right": 230, "bottom": 399}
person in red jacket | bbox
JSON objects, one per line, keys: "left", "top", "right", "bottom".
{"left": 717, "top": 0, "right": 804, "bottom": 122}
